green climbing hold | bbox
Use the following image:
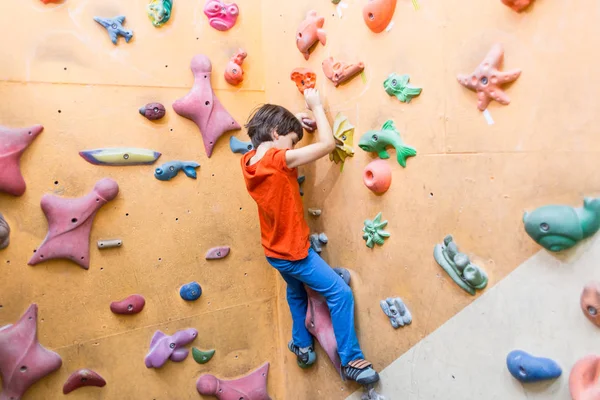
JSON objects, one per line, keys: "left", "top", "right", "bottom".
{"left": 433, "top": 235, "right": 488, "bottom": 296}
{"left": 362, "top": 212, "right": 390, "bottom": 248}
{"left": 147, "top": 0, "right": 172, "bottom": 27}
{"left": 358, "top": 120, "right": 417, "bottom": 168}
{"left": 523, "top": 198, "right": 600, "bottom": 252}
{"left": 192, "top": 347, "right": 216, "bottom": 364}
{"left": 332, "top": 0, "right": 341, "bottom": 3}
{"left": 383, "top": 73, "right": 422, "bottom": 103}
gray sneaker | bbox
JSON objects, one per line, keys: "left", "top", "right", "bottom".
{"left": 342, "top": 359, "right": 380, "bottom": 385}
{"left": 288, "top": 340, "right": 317, "bottom": 368}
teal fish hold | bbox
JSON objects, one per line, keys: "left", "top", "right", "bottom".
{"left": 358, "top": 120, "right": 416, "bottom": 167}
{"left": 383, "top": 73, "right": 422, "bottom": 103}
{"left": 523, "top": 198, "right": 600, "bottom": 252}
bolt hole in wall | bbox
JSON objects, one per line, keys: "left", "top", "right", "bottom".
{"left": 54, "top": 181, "right": 58, "bottom": 185}
{"left": 58, "top": 110, "right": 61, "bottom": 114}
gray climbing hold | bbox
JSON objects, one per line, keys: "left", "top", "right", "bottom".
{"left": 333, "top": 267, "right": 351, "bottom": 286}
{"left": 380, "top": 297, "right": 412, "bottom": 328}
{"left": 94, "top": 16, "right": 134, "bottom": 45}
{"left": 230, "top": 137, "right": 254, "bottom": 155}
{"left": 298, "top": 175, "right": 305, "bottom": 196}
{"left": 310, "top": 232, "right": 328, "bottom": 253}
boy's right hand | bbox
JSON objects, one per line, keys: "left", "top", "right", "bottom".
{"left": 304, "top": 88, "right": 322, "bottom": 111}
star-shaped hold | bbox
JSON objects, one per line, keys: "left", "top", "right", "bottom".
{"left": 457, "top": 43, "right": 521, "bottom": 111}
{"left": 28, "top": 178, "right": 119, "bottom": 269}
{"left": 173, "top": 54, "right": 241, "bottom": 158}
{"left": 196, "top": 362, "right": 271, "bottom": 400}
{"left": 0, "top": 124, "right": 43, "bottom": 196}
{"left": 0, "top": 304, "right": 63, "bottom": 400}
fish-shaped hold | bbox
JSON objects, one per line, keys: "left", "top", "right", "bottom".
{"left": 523, "top": 198, "right": 600, "bottom": 252}
{"left": 94, "top": 16, "right": 134, "bottom": 45}
{"left": 296, "top": 10, "right": 326, "bottom": 60}
{"left": 154, "top": 161, "right": 200, "bottom": 181}
{"left": 330, "top": 113, "right": 354, "bottom": 164}
{"left": 358, "top": 120, "right": 416, "bottom": 167}
{"left": 79, "top": 148, "right": 161, "bottom": 166}
{"left": 383, "top": 73, "right": 422, "bottom": 103}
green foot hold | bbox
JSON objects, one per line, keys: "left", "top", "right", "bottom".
{"left": 192, "top": 347, "right": 216, "bottom": 364}
{"left": 383, "top": 73, "right": 422, "bottom": 103}
{"left": 363, "top": 212, "right": 390, "bottom": 248}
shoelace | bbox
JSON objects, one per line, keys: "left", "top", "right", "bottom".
{"left": 290, "top": 344, "right": 311, "bottom": 363}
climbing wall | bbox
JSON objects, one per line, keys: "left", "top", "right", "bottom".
{"left": 0, "top": 0, "right": 284, "bottom": 399}
{"left": 262, "top": 0, "right": 600, "bottom": 398}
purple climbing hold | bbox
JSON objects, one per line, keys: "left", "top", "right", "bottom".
{"left": 144, "top": 328, "right": 198, "bottom": 368}
{"left": 205, "top": 246, "right": 230, "bottom": 260}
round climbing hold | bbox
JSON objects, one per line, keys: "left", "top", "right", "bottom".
{"left": 333, "top": 268, "right": 351, "bottom": 286}
{"left": 180, "top": 282, "right": 202, "bottom": 301}
{"left": 363, "top": 160, "right": 392, "bottom": 194}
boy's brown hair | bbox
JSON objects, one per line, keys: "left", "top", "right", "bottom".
{"left": 245, "top": 104, "right": 303, "bottom": 149}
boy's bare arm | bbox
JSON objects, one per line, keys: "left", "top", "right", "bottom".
{"left": 285, "top": 89, "right": 336, "bottom": 169}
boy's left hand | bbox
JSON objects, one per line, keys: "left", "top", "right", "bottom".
{"left": 295, "top": 112, "right": 317, "bottom": 133}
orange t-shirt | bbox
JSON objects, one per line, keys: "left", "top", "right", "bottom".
{"left": 241, "top": 147, "right": 310, "bottom": 261}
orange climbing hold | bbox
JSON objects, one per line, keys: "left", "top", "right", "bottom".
{"left": 363, "top": 0, "right": 397, "bottom": 33}
{"left": 569, "top": 354, "right": 600, "bottom": 400}
{"left": 290, "top": 68, "right": 317, "bottom": 94}
{"left": 501, "top": 0, "right": 534, "bottom": 12}
{"left": 322, "top": 57, "right": 364, "bottom": 87}
{"left": 224, "top": 49, "right": 247, "bottom": 86}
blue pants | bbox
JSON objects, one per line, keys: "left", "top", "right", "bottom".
{"left": 266, "top": 248, "right": 364, "bottom": 366}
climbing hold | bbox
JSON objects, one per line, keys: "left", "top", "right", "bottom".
{"left": 224, "top": 49, "right": 247, "bottom": 86}
{"left": 0, "top": 304, "right": 62, "bottom": 400}
{"left": 230, "top": 137, "right": 254, "bottom": 155}
{"left": 383, "top": 73, "right": 422, "bottom": 103}
{"left": 290, "top": 68, "right": 317, "bottom": 94}
{"left": 28, "top": 178, "right": 119, "bottom": 270}
{"left": 506, "top": 350, "right": 562, "bottom": 383}
{"left": 147, "top": 0, "right": 172, "bottom": 27}
{"left": 97, "top": 239, "right": 122, "bottom": 249}
{"left": 204, "top": 0, "right": 239, "bottom": 31}
{"left": 192, "top": 347, "right": 216, "bottom": 364}
{"left": 0, "top": 124, "right": 43, "bottom": 197}
{"left": 523, "top": 198, "right": 600, "bottom": 252}
{"left": 297, "top": 175, "right": 305, "bottom": 196}
{"left": 63, "top": 369, "right": 107, "bottom": 394}
{"left": 333, "top": 267, "right": 351, "bottom": 285}
{"left": 570, "top": 355, "right": 600, "bottom": 400}
{"left": 362, "top": 212, "right": 390, "bottom": 248}
{"left": 322, "top": 57, "right": 365, "bottom": 87}
{"left": 310, "top": 233, "right": 328, "bottom": 253}
{"left": 363, "top": 160, "right": 392, "bottom": 194}
{"left": 110, "top": 294, "right": 146, "bottom": 315}
{"left": 79, "top": 148, "right": 162, "bottom": 166}
{"left": 139, "top": 103, "right": 166, "bottom": 121}
{"left": 173, "top": 54, "right": 241, "bottom": 158}
{"left": 0, "top": 213, "right": 9, "bottom": 250}
{"left": 433, "top": 235, "right": 488, "bottom": 296}
{"left": 40, "top": 0, "right": 61, "bottom": 3}
{"left": 359, "top": 120, "right": 416, "bottom": 168}
{"left": 330, "top": 113, "right": 355, "bottom": 164}
{"left": 501, "top": 0, "right": 534, "bottom": 12}
{"left": 93, "top": 16, "right": 134, "bottom": 45}
{"left": 144, "top": 328, "right": 198, "bottom": 368}
{"left": 205, "top": 246, "right": 230, "bottom": 260}
{"left": 580, "top": 282, "right": 600, "bottom": 327}
{"left": 296, "top": 10, "right": 326, "bottom": 61}
{"left": 197, "top": 362, "right": 271, "bottom": 399}
{"left": 362, "top": 387, "right": 387, "bottom": 400}
{"left": 180, "top": 282, "right": 202, "bottom": 301}
{"left": 154, "top": 161, "right": 200, "bottom": 181}
{"left": 363, "top": 0, "right": 397, "bottom": 33}
{"left": 457, "top": 43, "right": 521, "bottom": 111}
{"left": 305, "top": 287, "right": 344, "bottom": 373}
{"left": 380, "top": 297, "right": 412, "bottom": 328}
{"left": 298, "top": 115, "right": 317, "bottom": 132}
{"left": 308, "top": 208, "right": 321, "bottom": 216}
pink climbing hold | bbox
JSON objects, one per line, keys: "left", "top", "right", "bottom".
{"left": 205, "top": 246, "right": 230, "bottom": 260}
{"left": 28, "top": 178, "right": 119, "bottom": 270}
{"left": 196, "top": 362, "right": 271, "bottom": 400}
{"left": 0, "top": 304, "right": 63, "bottom": 400}
{"left": 62, "top": 369, "right": 106, "bottom": 394}
{"left": 305, "top": 288, "right": 342, "bottom": 373}
{"left": 173, "top": 54, "right": 241, "bottom": 158}
{"left": 224, "top": 49, "right": 247, "bottom": 86}
{"left": 110, "top": 294, "right": 146, "bottom": 315}
{"left": 0, "top": 124, "right": 43, "bottom": 197}
{"left": 144, "top": 328, "right": 198, "bottom": 368}
{"left": 204, "top": 0, "right": 239, "bottom": 32}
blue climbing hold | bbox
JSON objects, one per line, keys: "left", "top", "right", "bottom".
{"left": 94, "top": 16, "right": 134, "bottom": 45}
{"left": 180, "top": 282, "right": 202, "bottom": 301}
{"left": 230, "top": 137, "right": 254, "bottom": 155}
{"left": 506, "top": 350, "right": 562, "bottom": 383}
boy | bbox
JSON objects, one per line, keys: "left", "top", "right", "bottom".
{"left": 240, "top": 88, "right": 380, "bottom": 386}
